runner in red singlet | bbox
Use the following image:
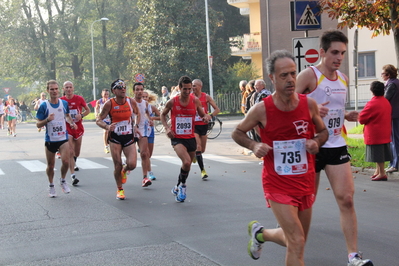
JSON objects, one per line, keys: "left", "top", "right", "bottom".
{"left": 161, "top": 76, "right": 211, "bottom": 202}
{"left": 232, "top": 50, "right": 327, "bottom": 265}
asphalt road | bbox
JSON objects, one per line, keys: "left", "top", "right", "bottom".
{"left": 0, "top": 117, "right": 397, "bottom": 265}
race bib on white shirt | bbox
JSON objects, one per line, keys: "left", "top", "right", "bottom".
{"left": 273, "top": 138, "right": 308, "bottom": 175}
{"left": 324, "top": 108, "right": 345, "bottom": 137}
{"left": 69, "top": 109, "right": 79, "bottom": 122}
{"left": 175, "top": 117, "right": 192, "bottom": 135}
{"left": 48, "top": 121, "right": 67, "bottom": 142}
{"left": 114, "top": 120, "right": 132, "bottom": 135}
{"left": 194, "top": 107, "right": 205, "bottom": 122}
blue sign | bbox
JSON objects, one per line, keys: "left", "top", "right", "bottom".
{"left": 295, "top": 1, "right": 322, "bottom": 31}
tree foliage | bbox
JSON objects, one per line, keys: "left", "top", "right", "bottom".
{"left": 127, "top": 0, "right": 244, "bottom": 94}
{"left": 0, "top": 0, "right": 248, "bottom": 101}
{"left": 219, "top": 60, "right": 260, "bottom": 93}
{"left": 320, "top": 0, "right": 399, "bottom": 66}
{"left": 0, "top": 0, "right": 139, "bottom": 100}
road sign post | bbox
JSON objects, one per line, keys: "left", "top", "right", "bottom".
{"left": 135, "top": 73, "right": 145, "bottom": 83}
{"left": 293, "top": 37, "right": 320, "bottom": 73}
{"left": 290, "top": 1, "right": 322, "bottom": 31}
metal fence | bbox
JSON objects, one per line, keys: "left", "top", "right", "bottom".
{"left": 347, "top": 83, "right": 372, "bottom": 109}
{"left": 213, "top": 92, "right": 242, "bottom": 114}
{"left": 212, "top": 84, "right": 373, "bottom": 114}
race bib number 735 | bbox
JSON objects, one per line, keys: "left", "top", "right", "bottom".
{"left": 273, "top": 138, "right": 308, "bottom": 175}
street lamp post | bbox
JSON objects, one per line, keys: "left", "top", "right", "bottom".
{"left": 204, "top": 0, "right": 214, "bottom": 101}
{"left": 91, "top": 17, "right": 109, "bottom": 101}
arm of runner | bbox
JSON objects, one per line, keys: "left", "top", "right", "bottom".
{"left": 65, "top": 113, "right": 77, "bottom": 130}
{"left": 307, "top": 97, "right": 328, "bottom": 154}
{"left": 195, "top": 98, "right": 211, "bottom": 123}
{"left": 78, "top": 102, "right": 91, "bottom": 121}
{"left": 295, "top": 68, "right": 315, "bottom": 94}
{"left": 145, "top": 102, "right": 154, "bottom": 127}
{"left": 150, "top": 105, "right": 160, "bottom": 121}
{"left": 95, "top": 100, "right": 100, "bottom": 117}
{"left": 96, "top": 100, "right": 114, "bottom": 131}
{"left": 206, "top": 95, "right": 220, "bottom": 117}
{"left": 232, "top": 102, "right": 271, "bottom": 158}
{"left": 161, "top": 99, "right": 174, "bottom": 139}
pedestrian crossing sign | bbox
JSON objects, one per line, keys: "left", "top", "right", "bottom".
{"left": 291, "top": 1, "right": 322, "bottom": 31}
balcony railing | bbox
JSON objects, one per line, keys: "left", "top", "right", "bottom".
{"left": 229, "top": 32, "right": 262, "bottom": 55}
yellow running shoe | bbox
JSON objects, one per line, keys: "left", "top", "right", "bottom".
{"left": 192, "top": 156, "right": 197, "bottom": 164}
{"left": 121, "top": 164, "right": 129, "bottom": 184}
{"left": 201, "top": 169, "right": 208, "bottom": 179}
{"left": 116, "top": 189, "right": 125, "bottom": 200}
{"left": 104, "top": 145, "right": 110, "bottom": 154}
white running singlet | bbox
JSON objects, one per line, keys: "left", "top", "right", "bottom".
{"left": 307, "top": 66, "right": 347, "bottom": 148}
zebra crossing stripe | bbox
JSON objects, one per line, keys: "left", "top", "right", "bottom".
{"left": 0, "top": 169, "right": 4, "bottom": 175}
{"left": 103, "top": 157, "right": 157, "bottom": 167}
{"left": 151, "top": 155, "right": 183, "bottom": 166}
{"left": 204, "top": 154, "right": 251, "bottom": 164}
{"left": 76, "top": 158, "right": 108, "bottom": 169}
{"left": 17, "top": 160, "right": 49, "bottom": 172}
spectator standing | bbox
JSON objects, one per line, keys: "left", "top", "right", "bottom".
{"left": 161, "top": 86, "right": 170, "bottom": 105}
{"left": 359, "top": 81, "right": 392, "bottom": 181}
{"left": 239, "top": 80, "right": 247, "bottom": 114}
{"left": 19, "top": 101, "right": 28, "bottom": 122}
{"left": 254, "top": 79, "right": 272, "bottom": 103}
{"left": 382, "top": 64, "right": 399, "bottom": 173}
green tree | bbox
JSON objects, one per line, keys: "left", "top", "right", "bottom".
{"left": 220, "top": 60, "right": 260, "bottom": 93}
{"left": 127, "top": 0, "right": 233, "bottom": 95}
{"left": 320, "top": 0, "right": 399, "bottom": 66}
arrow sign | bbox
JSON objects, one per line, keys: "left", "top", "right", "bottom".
{"left": 294, "top": 41, "right": 305, "bottom": 73}
{"left": 292, "top": 37, "right": 320, "bottom": 74}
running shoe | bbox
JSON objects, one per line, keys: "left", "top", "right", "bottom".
{"left": 116, "top": 189, "right": 125, "bottom": 200}
{"left": 171, "top": 186, "right": 178, "bottom": 196}
{"left": 60, "top": 178, "right": 71, "bottom": 194}
{"left": 38, "top": 127, "right": 41, "bottom": 132}
{"left": 148, "top": 171, "right": 156, "bottom": 180}
{"left": 176, "top": 185, "right": 186, "bottom": 202}
{"left": 74, "top": 165, "right": 79, "bottom": 171}
{"left": 104, "top": 145, "right": 110, "bottom": 154}
{"left": 13, "top": 134, "right": 16, "bottom": 137}
{"left": 71, "top": 174, "right": 79, "bottom": 186}
{"left": 121, "top": 164, "right": 129, "bottom": 184}
{"left": 192, "top": 156, "right": 197, "bottom": 164}
{"left": 201, "top": 169, "right": 208, "bottom": 179}
{"left": 48, "top": 185, "right": 56, "bottom": 198}
{"left": 247, "top": 220, "right": 264, "bottom": 260}
{"left": 348, "top": 254, "right": 373, "bottom": 266}
{"left": 56, "top": 152, "right": 61, "bottom": 159}
{"left": 142, "top": 177, "right": 152, "bottom": 187}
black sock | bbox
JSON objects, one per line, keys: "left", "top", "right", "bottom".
{"left": 74, "top": 156, "right": 77, "bottom": 162}
{"left": 196, "top": 151, "right": 204, "bottom": 171}
{"left": 178, "top": 168, "right": 189, "bottom": 186}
